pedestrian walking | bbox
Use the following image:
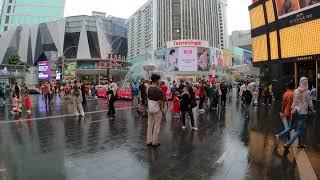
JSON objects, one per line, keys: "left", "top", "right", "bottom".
{"left": 11, "top": 93, "right": 22, "bottom": 116}
{"left": 283, "top": 77, "right": 316, "bottom": 151}
{"left": 252, "top": 85, "right": 259, "bottom": 106}
{"left": 132, "top": 82, "right": 139, "bottom": 106}
{"left": 160, "top": 81, "right": 169, "bottom": 110}
{"left": 199, "top": 83, "right": 207, "bottom": 113}
{"left": 220, "top": 81, "right": 228, "bottom": 108}
{"left": 172, "top": 91, "right": 180, "bottom": 118}
{"left": 276, "top": 80, "right": 295, "bottom": 142}
{"left": 107, "top": 83, "right": 118, "bottom": 116}
{"left": 180, "top": 87, "right": 198, "bottom": 130}
{"left": 14, "top": 82, "right": 20, "bottom": 98}
{"left": 139, "top": 79, "right": 148, "bottom": 116}
{"left": 146, "top": 74, "right": 164, "bottom": 147}
{"left": 310, "top": 85, "right": 317, "bottom": 104}
{"left": 24, "top": 91, "right": 32, "bottom": 114}
{"left": 0, "top": 83, "right": 6, "bottom": 104}
{"left": 209, "top": 83, "right": 219, "bottom": 109}
{"left": 72, "top": 83, "right": 85, "bottom": 117}
{"left": 243, "top": 87, "right": 252, "bottom": 118}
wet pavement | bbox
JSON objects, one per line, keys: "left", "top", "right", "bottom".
{"left": 0, "top": 93, "right": 318, "bottom": 180}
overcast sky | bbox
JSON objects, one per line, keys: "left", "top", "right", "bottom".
{"left": 64, "top": 0, "right": 252, "bottom": 35}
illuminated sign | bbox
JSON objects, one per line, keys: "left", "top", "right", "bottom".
{"left": 38, "top": 61, "right": 51, "bottom": 81}
{"left": 166, "top": 40, "right": 209, "bottom": 48}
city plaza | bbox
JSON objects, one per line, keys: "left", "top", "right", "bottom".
{"left": 0, "top": 0, "right": 319, "bottom": 180}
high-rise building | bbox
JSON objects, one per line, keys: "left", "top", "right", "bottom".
{"left": 126, "top": 0, "right": 153, "bottom": 60}
{"left": 0, "top": 0, "right": 66, "bottom": 33}
{"left": 127, "top": 0, "right": 227, "bottom": 60}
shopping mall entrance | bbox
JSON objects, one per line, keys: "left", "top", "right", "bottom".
{"left": 296, "top": 60, "right": 319, "bottom": 99}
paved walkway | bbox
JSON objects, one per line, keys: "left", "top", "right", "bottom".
{"left": 0, "top": 94, "right": 318, "bottom": 180}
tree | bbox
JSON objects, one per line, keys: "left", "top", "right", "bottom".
{"left": 8, "top": 54, "right": 30, "bottom": 73}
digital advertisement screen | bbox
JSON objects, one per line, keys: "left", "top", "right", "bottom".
{"left": 210, "top": 48, "right": 224, "bottom": 68}
{"left": 38, "top": 61, "right": 51, "bottom": 81}
{"left": 275, "top": 0, "right": 320, "bottom": 18}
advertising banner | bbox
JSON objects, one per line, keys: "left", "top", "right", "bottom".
{"left": 244, "top": 51, "right": 253, "bottom": 64}
{"left": 167, "top": 48, "right": 179, "bottom": 71}
{"left": 64, "top": 62, "right": 76, "bottom": 80}
{"left": 178, "top": 47, "right": 198, "bottom": 71}
{"left": 197, "top": 48, "right": 209, "bottom": 71}
{"left": 210, "top": 48, "right": 224, "bottom": 68}
{"left": 166, "top": 40, "right": 209, "bottom": 48}
{"left": 276, "top": 0, "right": 320, "bottom": 18}
{"left": 38, "top": 61, "right": 51, "bottom": 81}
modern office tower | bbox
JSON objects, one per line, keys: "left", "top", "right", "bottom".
{"left": 0, "top": 0, "right": 66, "bottom": 33}
{"left": 126, "top": 0, "right": 153, "bottom": 60}
{"left": 127, "top": 0, "right": 227, "bottom": 60}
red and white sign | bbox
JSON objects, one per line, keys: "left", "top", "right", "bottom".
{"left": 167, "top": 40, "right": 209, "bottom": 48}
{"left": 178, "top": 47, "right": 198, "bottom": 72}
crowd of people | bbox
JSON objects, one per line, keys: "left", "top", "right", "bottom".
{"left": 1, "top": 74, "right": 317, "bottom": 152}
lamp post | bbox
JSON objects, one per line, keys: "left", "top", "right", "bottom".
{"left": 61, "top": 46, "right": 78, "bottom": 83}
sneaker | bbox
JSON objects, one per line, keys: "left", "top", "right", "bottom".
{"left": 182, "top": 126, "right": 186, "bottom": 129}
{"left": 192, "top": 127, "right": 199, "bottom": 131}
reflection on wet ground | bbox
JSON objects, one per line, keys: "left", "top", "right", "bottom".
{"left": 0, "top": 94, "right": 317, "bottom": 180}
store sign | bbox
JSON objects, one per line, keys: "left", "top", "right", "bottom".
{"left": 167, "top": 40, "right": 209, "bottom": 48}
{"left": 38, "top": 61, "right": 51, "bottom": 81}
{"left": 178, "top": 47, "right": 198, "bottom": 71}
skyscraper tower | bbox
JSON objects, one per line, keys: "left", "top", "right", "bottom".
{"left": 0, "top": 0, "right": 66, "bottom": 33}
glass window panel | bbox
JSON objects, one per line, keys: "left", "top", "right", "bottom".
{"left": 7, "top": 6, "right": 11, "bottom": 13}
{"left": 5, "top": 16, "right": 9, "bottom": 24}
{"left": 11, "top": 16, "right": 15, "bottom": 24}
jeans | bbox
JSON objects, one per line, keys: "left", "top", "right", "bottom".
{"left": 132, "top": 95, "right": 139, "bottom": 106}
{"left": 277, "top": 118, "right": 293, "bottom": 142}
{"left": 181, "top": 109, "right": 195, "bottom": 127}
{"left": 287, "top": 113, "right": 305, "bottom": 145}
{"left": 210, "top": 97, "right": 218, "bottom": 108}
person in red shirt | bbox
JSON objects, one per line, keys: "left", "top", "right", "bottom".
{"left": 198, "top": 83, "right": 207, "bottom": 113}
{"left": 160, "top": 81, "right": 168, "bottom": 109}
{"left": 24, "top": 91, "right": 32, "bottom": 114}
{"left": 172, "top": 91, "right": 180, "bottom": 118}
{"left": 276, "top": 80, "right": 295, "bottom": 141}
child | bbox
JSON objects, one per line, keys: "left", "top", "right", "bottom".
{"left": 172, "top": 91, "right": 180, "bottom": 118}
{"left": 24, "top": 91, "right": 32, "bottom": 114}
{"left": 11, "top": 93, "right": 22, "bottom": 115}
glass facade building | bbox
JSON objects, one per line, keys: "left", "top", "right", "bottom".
{"left": 0, "top": 0, "right": 65, "bottom": 33}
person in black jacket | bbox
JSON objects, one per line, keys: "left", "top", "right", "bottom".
{"left": 180, "top": 87, "right": 197, "bottom": 131}
{"left": 220, "top": 81, "right": 228, "bottom": 108}
{"left": 243, "top": 88, "right": 252, "bottom": 118}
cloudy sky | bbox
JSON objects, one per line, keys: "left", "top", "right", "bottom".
{"left": 64, "top": 0, "right": 252, "bottom": 35}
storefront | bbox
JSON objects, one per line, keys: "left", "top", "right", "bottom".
{"left": 63, "top": 58, "right": 132, "bottom": 84}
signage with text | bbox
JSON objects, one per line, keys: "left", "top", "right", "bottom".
{"left": 167, "top": 40, "right": 209, "bottom": 48}
{"left": 38, "top": 61, "right": 51, "bottom": 81}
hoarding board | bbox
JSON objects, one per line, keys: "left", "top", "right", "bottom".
{"left": 38, "top": 61, "right": 51, "bottom": 81}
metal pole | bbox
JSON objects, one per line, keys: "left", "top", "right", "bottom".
{"left": 316, "top": 61, "right": 318, "bottom": 99}
{"left": 295, "top": 62, "right": 298, "bottom": 88}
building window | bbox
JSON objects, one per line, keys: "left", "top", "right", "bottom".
{"left": 5, "top": 16, "right": 9, "bottom": 24}
{"left": 9, "top": 0, "right": 13, "bottom": 3}
{"left": 4, "top": 26, "right": 8, "bottom": 31}
{"left": 7, "top": 6, "right": 11, "bottom": 13}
